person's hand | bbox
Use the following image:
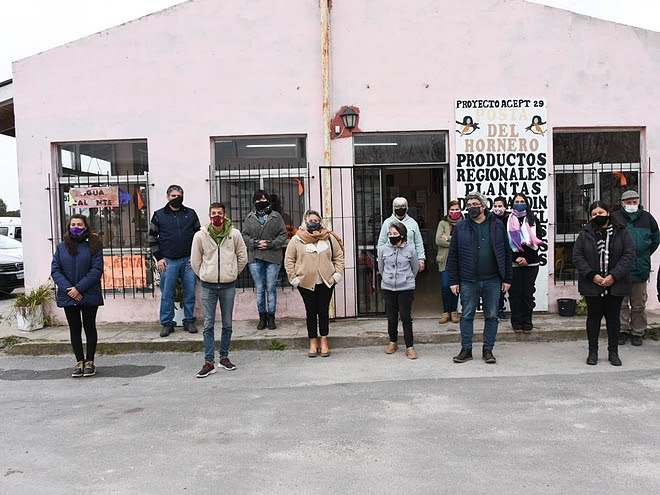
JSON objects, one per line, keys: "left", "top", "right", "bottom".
{"left": 450, "top": 284, "right": 460, "bottom": 295}
{"left": 67, "top": 287, "right": 82, "bottom": 301}
{"left": 601, "top": 274, "right": 615, "bottom": 287}
{"left": 418, "top": 261, "right": 425, "bottom": 272}
{"left": 593, "top": 274, "right": 605, "bottom": 286}
{"left": 157, "top": 259, "right": 167, "bottom": 272}
{"left": 502, "top": 283, "right": 511, "bottom": 292}
{"left": 441, "top": 233, "right": 448, "bottom": 241}
{"left": 258, "top": 240, "right": 268, "bottom": 250}
{"left": 290, "top": 277, "right": 300, "bottom": 288}
{"left": 516, "top": 257, "right": 528, "bottom": 266}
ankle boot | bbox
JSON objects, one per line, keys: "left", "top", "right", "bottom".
{"left": 453, "top": 347, "right": 473, "bottom": 363}
{"left": 257, "top": 313, "right": 267, "bottom": 330}
{"left": 608, "top": 351, "right": 622, "bottom": 366}
{"left": 266, "top": 313, "right": 277, "bottom": 330}
{"left": 450, "top": 312, "right": 460, "bottom": 323}
{"left": 320, "top": 336, "right": 331, "bottom": 357}
{"left": 586, "top": 348, "right": 598, "bottom": 365}
{"left": 308, "top": 338, "right": 319, "bottom": 358}
{"left": 438, "top": 313, "right": 450, "bottom": 324}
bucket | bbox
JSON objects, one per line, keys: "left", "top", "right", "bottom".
{"left": 557, "top": 298, "right": 577, "bottom": 317}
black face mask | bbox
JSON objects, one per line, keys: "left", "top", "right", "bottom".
{"left": 389, "top": 235, "right": 402, "bottom": 245}
{"left": 168, "top": 196, "right": 183, "bottom": 209}
{"left": 306, "top": 221, "right": 321, "bottom": 232}
{"left": 592, "top": 215, "right": 609, "bottom": 227}
{"left": 255, "top": 201, "right": 270, "bottom": 214}
{"left": 394, "top": 208, "right": 407, "bottom": 218}
{"left": 468, "top": 206, "right": 482, "bottom": 219}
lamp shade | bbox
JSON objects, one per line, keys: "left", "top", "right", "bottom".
{"left": 340, "top": 106, "right": 358, "bottom": 130}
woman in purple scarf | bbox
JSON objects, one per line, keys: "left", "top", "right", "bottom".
{"left": 507, "top": 193, "right": 545, "bottom": 333}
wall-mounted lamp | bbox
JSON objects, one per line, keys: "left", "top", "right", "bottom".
{"left": 331, "top": 105, "right": 361, "bottom": 139}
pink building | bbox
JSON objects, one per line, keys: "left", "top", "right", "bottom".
{"left": 2, "top": 0, "right": 659, "bottom": 323}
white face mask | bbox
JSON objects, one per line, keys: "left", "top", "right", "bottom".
{"left": 624, "top": 204, "right": 639, "bottom": 213}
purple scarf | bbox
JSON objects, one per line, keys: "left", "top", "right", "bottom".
{"left": 507, "top": 214, "right": 544, "bottom": 252}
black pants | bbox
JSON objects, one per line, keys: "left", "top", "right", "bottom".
{"left": 383, "top": 289, "right": 415, "bottom": 348}
{"left": 509, "top": 265, "right": 539, "bottom": 330}
{"left": 64, "top": 306, "right": 99, "bottom": 362}
{"left": 585, "top": 295, "right": 622, "bottom": 352}
{"left": 298, "top": 284, "right": 334, "bottom": 338}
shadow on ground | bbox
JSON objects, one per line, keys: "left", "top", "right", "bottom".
{"left": 0, "top": 364, "right": 166, "bottom": 381}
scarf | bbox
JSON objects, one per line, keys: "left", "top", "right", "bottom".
{"left": 446, "top": 214, "right": 460, "bottom": 233}
{"left": 595, "top": 225, "right": 613, "bottom": 277}
{"left": 207, "top": 218, "right": 233, "bottom": 244}
{"left": 297, "top": 228, "right": 345, "bottom": 252}
{"left": 507, "top": 214, "right": 544, "bottom": 252}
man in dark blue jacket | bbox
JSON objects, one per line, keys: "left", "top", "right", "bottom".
{"left": 447, "top": 192, "right": 512, "bottom": 364}
{"left": 148, "top": 185, "right": 201, "bottom": 337}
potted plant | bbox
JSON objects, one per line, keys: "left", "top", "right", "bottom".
{"left": 12, "top": 284, "right": 54, "bottom": 332}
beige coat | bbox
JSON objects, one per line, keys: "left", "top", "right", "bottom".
{"left": 435, "top": 219, "right": 453, "bottom": 271}
{"left": 284, "top": 234, "right": 345, "bottom": 291}
{"left": 190, "top": 226, "right": 248, "bottom": 284}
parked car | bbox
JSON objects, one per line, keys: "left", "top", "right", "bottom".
{"left": 0, "top": 217, "right": 22, "bottom": 241}
{"left": 0, "top": 235, "right": 24, "bottom": 294}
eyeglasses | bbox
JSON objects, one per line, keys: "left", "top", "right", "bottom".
{"left": 466, "top": 202, "right": 481, "bottom": 208}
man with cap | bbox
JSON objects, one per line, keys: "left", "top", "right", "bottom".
{"left": 377, "top": 197, "right": 426, "bottom": 272}
{"left": 613, "top": 190, "right": 659, "bottom": 346}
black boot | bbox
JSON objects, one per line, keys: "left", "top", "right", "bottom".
{"left": 453, "top": 348, "right": 473, "bottom": 363}
{"left": 586, "top": 348, "right": 598, "bottom": 365}
{"left": 608, "top": 351, "right": 622, "bottom": 366}
{"left": 257, "top": 313, "right": 267, "bottom": 330}
{"left": 482, "top": 347, "right": 496, "bottom": 364}
{"left": 266, "top": 313, "right": 277, "bottom": 330}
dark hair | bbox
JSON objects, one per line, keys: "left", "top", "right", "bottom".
{"left": 167, "top": 185, "right": 183, "bottom": 195}
{"left": 445, "top": 200, "right": 460, "bottom": 219}
{"left": 209, "top": 202, "right": 226, "bottom": 214}
{"left": 388, "top": 221, "right": 408, "bottom": 240}
{"left": 493, "top": 196, "right": 507, "bottom": 207}
{"left": 252, "top": 190, "right": 270, "bottom": 203}
{"left": 588, "top": 200, "right": 624, "bottom": 228}
{"left": 510, "top": 193, "right": 537, "bottom": 225}
{"left": 64, "top": 214, "right": 102, "bottom": 255}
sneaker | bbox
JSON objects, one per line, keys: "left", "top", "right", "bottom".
{"left": 160, "top": 324, "right": 174, "bottom": 337}
{"left": 453, "top": 348, "right": 473, "bottom": 363}
{"left": 218, "top": 357, "right": 237, "bottom": 371}
{"left": 405, "top": 347, "right": 418, "bottom": 360}
{"left": 196, "top": 361, "right": 216, "bottom": 378}
{"left": 83, "top": 360, "right": 96, "bottom": 377}
{"left": 183, "top": 321, "right": 198, "bottom": 334}
{"left": 72, "top": 361, "right": 84, "bottom": 378}
{"left": 630, "top": 335, "right": 643, "bottom": 346}
{"left": 385, "top": 342, "right": 398, "bottom": 354}
{"left": 482, "top": 348, "right": 497, "bottom": 364}
{"left": 618, "top": 332, "right": 629, "bottom": 345}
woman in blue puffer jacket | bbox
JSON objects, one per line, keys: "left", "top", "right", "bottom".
{"left": 51, "top": 214, "right": 104, "bottom": 378}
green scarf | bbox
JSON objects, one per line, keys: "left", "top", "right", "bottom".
{"left": 207, "top": 218, "right": 233, "bottom": 244}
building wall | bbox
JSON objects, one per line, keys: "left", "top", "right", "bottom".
{"left": 12, "top": 0, "right": 660, "bottom": 323}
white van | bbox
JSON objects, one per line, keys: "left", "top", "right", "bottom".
{"left": 0, "top": 217, "right": 21, "bottom": 241}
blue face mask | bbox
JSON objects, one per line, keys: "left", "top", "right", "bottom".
{"left": 512, "top": 203, "right": 527, "bottom": 213}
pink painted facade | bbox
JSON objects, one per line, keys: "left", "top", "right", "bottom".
{"left": 11, "top": 0, "right": 660, "bottom": 324}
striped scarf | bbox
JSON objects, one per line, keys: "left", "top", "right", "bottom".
{"left": 595, "top": 225, "right": 613, "bottom": 276}
{"left": 507, "top": 215, "right": 544, "bottom": 252}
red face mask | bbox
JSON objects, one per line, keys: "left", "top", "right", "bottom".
{"left": 211, "top": 216, "right": 224, "bottom": 227}
{"left": 448, "top": 211, "right": 462, "bottom": 220}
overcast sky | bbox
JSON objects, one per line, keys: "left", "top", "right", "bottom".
{"left": 1, "top": 0, "right": 659, "bottom": 211}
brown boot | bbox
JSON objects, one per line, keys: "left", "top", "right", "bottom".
{"left": 308, "top": 338, "right": 319, "bottom": 358}
{"left": 438, "top": 313, "right": 450, "bottom": 324}
{"left": 320, "top": 336, "right": 331, "bottom": 357}
{"left": 451, "top": 312, "right": 460, "bottom": 323}
{"left": 385, "top": 342, "right": 398, "bottom": 354}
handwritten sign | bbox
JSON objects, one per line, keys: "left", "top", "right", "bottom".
{"left": 69, "top": 186, "right": 119, "bottom": 208}
{"left": 102, "top": 254, "right": 147, "bottom": 289}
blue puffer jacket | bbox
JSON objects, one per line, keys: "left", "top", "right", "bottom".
{"left": 447, "top": 211, "right": 512, "bottom": 286}
{"left": 51, "top": 239, "right": 104, "bottom": 307}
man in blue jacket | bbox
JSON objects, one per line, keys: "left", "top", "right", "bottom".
{"left": 447, "top": 192, "right": 512, "bottom": 364}
{"left": 148, "top": 185, "right": 201, "bottom": 337}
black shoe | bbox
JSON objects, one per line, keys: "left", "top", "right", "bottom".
{"left": 498, "top": 311, "right": 507, "bottom": 321}
{"left": 72, "top": 361, "right": 84, "bottom": 378}
{"left": 266, "top": 313, "right": 277, "bottom": 330}
{"left": 618, "top": 332, "right": 629, "bottom": 345}
{"left": 453, "top": 348, "right": 473, "bottom": 363}
{"left": 608, "top": 351, "right": 622, "bottom": 366}
{"left": 219, "top": 357, "right": 237, "bottom": 371}
{"left": 257, "top": 313, "right": 267, "bottom": 330}
{"left": 159, "top": 324, "right": 174, "bottom": 337}
{"left": 482, "top": 348, "right": 497, "bottom": 364}
{"left": 586, "top": 350, "right": 598, "bottom": 365}
{"left": 183, "top": 321, "right": 198, "bottom": 334}
{"left": 196, "top": 361, "right": 216, "bottom": 378}
{"left": 630, "top": 335, "right": 643, "bottom": 346}
{"left": 83, "top": 360, "right": 96, "bottom": 377}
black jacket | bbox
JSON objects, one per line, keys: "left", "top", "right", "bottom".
{"left": 148, "top": 205, "right": 200, "bottom": 260}
{"left": 572, "top": 221, "right": 636, "bottom": 297}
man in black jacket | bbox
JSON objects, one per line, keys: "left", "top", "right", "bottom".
{"left": 148, "top": 185, "right": 201, "bottom": 337}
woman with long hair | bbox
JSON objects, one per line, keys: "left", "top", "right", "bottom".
{"left": 284, "top": 209, "right": 345, "bottom": 357}
{"left": 435, "top": 200, "right": 462, "bottom": 324}
{"left": 573, "top": 201, "right": 635, "bottom": 365}
{"left": 51, "top": 214, "right": 104, "bottom": 377}
{"left": 506, "top": 193, "right": 545, "bottom": 333}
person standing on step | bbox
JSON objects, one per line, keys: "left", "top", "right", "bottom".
{"left": 506, "top": 193, "right": 545, "bottom": 334}
{"left": 51, "top": 214, "right": 104, "bottom": 378}
{"left": 242, "top": 190, "right": 288, "bottom": 330}
{"left": 572, "top": 201, "right": 635, "bottom": 366}
{"left": 377, "top": 197, "right": 426, "bottom": 273}
{"left": 284, "top": 209, "right": 345, "bottom": 358}
{"left": 191, "top": 202, "right": 247, "bottom": 377}
{"left": 447, "top": 192, "right": 512, "bottom": 364}
{"left": 149, "top": 185, "right": 201, "bottom": 338}
{"left": 613, "top": 190, "right": 659, "bottom": 347}
{"left": 380, "top": 221, "right": 420, "bottom": 359}
{"left": 491, "top": 196, "right": 509, "bottom": 321}
{"left": 436, "top": 200, "right": 462, "bottom": 325}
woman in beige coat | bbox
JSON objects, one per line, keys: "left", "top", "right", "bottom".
{"left": 435, "top": 200, "right": 462, "bottom": 324}
{"left": 284, "top": 209, "right": 345, "bottom": 357}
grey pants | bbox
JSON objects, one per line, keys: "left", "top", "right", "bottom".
{"left": 620, "top": 281, "right": 648, "bottom": 336}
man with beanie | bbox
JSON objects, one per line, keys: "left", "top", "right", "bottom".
{"left": 613, "top": 190, "right": 659, "bottom": 346}
{"left": 377, "top": 197, "right": 426, "bottom": 272}
{"left": 148, "top": 185, "right": 201, "bottom": 337}
{"left": 191, "top": 202, "right": 247, "bottom": 377}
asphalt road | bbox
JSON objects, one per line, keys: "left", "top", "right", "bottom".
{"left": 1, "top": 341, "right": 659, "bottom": 495}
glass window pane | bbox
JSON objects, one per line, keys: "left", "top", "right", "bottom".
{"left": 57, "top": 141, "right": 149, "bottom": 176}
{"left": 555, "top": 172, "right": 595, "bottom": 235}
{"left": 354, "top": 133, "right": 447, "bottom": 164}
{"left": 553, "top": 131, "right": 640, "bottom": 164}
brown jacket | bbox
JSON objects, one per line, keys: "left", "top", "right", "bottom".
{"left": 284, "top": 234, "right": 345, "bottom": 290}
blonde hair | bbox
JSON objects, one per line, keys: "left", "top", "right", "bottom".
{"left": 299, "top": 209, "right": 327, "bottom": 231}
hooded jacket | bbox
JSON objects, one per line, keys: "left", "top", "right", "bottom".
{"left": 377, "top": 214, "right": 426, "bottom": 262}
{"left": 378, "top": 241, "right": 419, "bottom": 291}
{"left": 613, "top": 205, "right": 659, "bottom": 282}
{"left": 190, "top": 226, "right": 248, "bottom": 284}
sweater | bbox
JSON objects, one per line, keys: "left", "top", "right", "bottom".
{"left": 241, "top": 211, "right": 288, "bottom": 265}
{"left": 51, "top": 239, "right": 104, "bottom": 307}
{"left": 190, "top": 226, "right": 248, "bottom": 285}
{"left": 378, "top": 242, "right": 419, "bottom": 291}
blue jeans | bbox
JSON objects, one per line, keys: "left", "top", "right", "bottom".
{"left": 201, "top": 285, "right": 236, "bottom": 361}
{"left": 439, "top": 269, "right": 458, "bottom": 313}
{"left": 459, "top": 278, "right": 501, "bottom": 350}
{"left": 248, "top": 261, "right": 281, "bottom": 314}
{"left": 159, "top": 256, "right": 197, "bottom": 326}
